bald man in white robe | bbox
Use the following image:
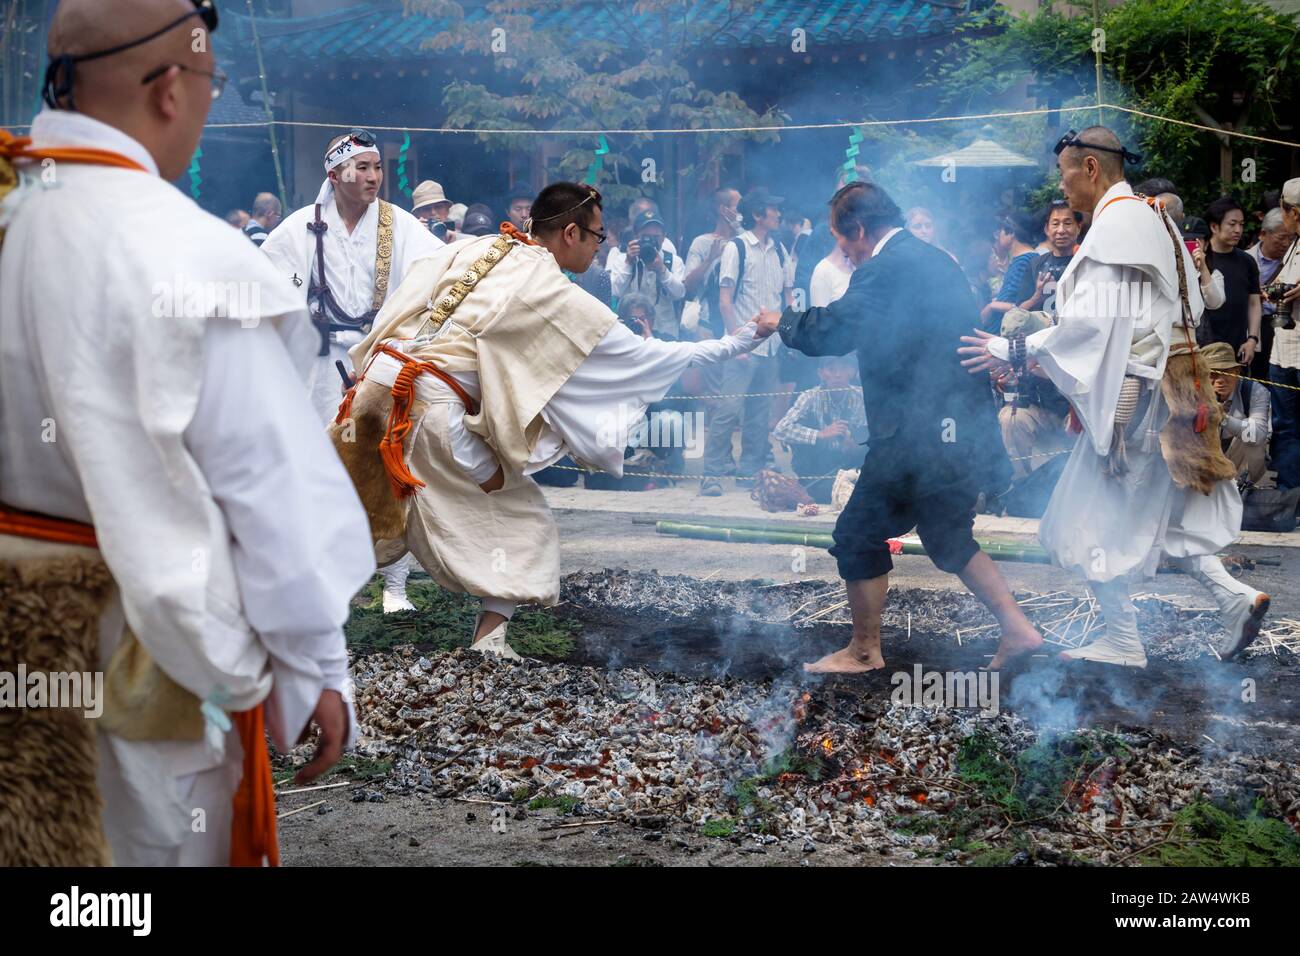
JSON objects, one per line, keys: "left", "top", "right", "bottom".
{"left": 961, "top": 128, "right": 1269, "bottom": 668}
{"left": 0, "top": 0, "right": 372, "bottom": 865}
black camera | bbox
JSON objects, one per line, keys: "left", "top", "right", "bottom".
{"left": 637, "top": 234, "right": 662, "bottom": 264}
{"left": 1266, "top": 282, "right": 1296, "bottom": 329}
{"left": 427, "top": 219, "right": 450, "bottom": 241}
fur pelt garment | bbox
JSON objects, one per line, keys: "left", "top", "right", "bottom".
{"left": 0, "top": 544, "right": 112, "bottom": 866}
{"left": 1160, "top": 347, "right": 1236, "bottom": 495}
{"left": 328, "top": 378, "right": 411, "bottom": 544}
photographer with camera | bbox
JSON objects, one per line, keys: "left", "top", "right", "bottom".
{"left": 1267, "top": 178, "right": 1300, "bottom": 491}
{"left": 609, "top": 208, "right": 686, "bottom": 339}
{"left": 412, "top": 179, "right": 456, "bottom": 242}
{"left": 1246, "top": 207, "right": 1295, "bottom": 382}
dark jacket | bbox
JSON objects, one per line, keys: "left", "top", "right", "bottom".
{"left": 778, "top": 229, "right": 1007, "bottom": 492}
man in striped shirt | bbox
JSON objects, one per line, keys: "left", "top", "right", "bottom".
{"left": 772, "top": 355, "right": 866, "bottom": 502}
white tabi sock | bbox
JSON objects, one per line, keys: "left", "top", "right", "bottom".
{"left": 1170, "top": 555, "right": 1269, "bottom": 659}
{"left": 1060, "top": 579, "right": 1148, "bottom": 668}
{"left": 380, "top": 554, "right": 416, "bottom": 613}
{"left": 469, "top": 598, "right": 522, "bottom": 660}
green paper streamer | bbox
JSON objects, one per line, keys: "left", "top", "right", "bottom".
{"left": 842, "top": 128, "right": 864, "bottom": 181}
{"left": 397, "top": 133, "right": 413, "bottom": 199}
{"left": 584, "top": 134, "right": 609, "bottom": 185}
{"left": 187, "top": 146, "right": 203, "bottom": 200}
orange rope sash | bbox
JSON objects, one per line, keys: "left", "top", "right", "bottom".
{"left": 0, "top": 128, "right": 149, "bottom": 173}
{"left": 0, "top": 503, "right": 98, "bottom": 548}
{"left": 338, "top": 344, "right": 482, "bottom": 499}
{"left": 230, "top": 706, "right": 279, "bottom": 867}
{"left": 338, "top": 224, "right": 531, "bottom": 499}
{"left": 499, "top": 221, "right": 539, "bottom": 246}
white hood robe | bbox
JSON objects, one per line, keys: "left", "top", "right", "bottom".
{"left": 261, "top": 178, "right": 443, "bottom": 424}
{"left": 0, "top": 110, "right": 376, "bottom": 864}
{"left": 990, "top": 181, "right": 1241, "bottom": 582}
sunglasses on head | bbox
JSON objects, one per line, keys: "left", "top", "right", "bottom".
{"left": 328, "top": 129, "right": 377, "bottom": 159}
{"left": 1053, "top": 129, "right": 1143, "bottom": 165}
{"left": 43, "top": 1, "right": 219, "bottom": 109}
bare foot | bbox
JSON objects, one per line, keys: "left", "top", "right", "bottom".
{"left": 803, "top": 645, "right": 885, "bottom": 674}
{"left": 987, "top": 624, "right": 1044, "bottom": 670}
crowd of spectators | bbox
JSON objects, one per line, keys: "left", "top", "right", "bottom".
{"left": 225, "top": 167, "right": 1300, "bottom": 523}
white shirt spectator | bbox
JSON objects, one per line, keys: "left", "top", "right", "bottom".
{"left": 719, "top": 229, "right": 794, "bottom": 356}
{"left": 1222, "top": 378, "right": 1272, "bottom": 446}
{"left": 809, "top": 248, "right": 854, "bottom": 307}
{"left": 684, "top": 232, "right": 729, "bottom": 331}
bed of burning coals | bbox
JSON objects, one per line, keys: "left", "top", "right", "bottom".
{"left": 338, "top": 571, "right": 1300, "bottom": 866}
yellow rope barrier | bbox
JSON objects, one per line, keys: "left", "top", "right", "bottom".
{"left": 14, "top": 100, "right": 1296, "bottom": 146}
{"left": 542, "top": 447, "right": 1074, "bottom": 483}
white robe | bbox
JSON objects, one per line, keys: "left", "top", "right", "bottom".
{"left": 261, "top": 191, "right": 442, "bottom": 424}
{"left": 0, "top": 110, "right": 375, "bottom": 864}
{"left": 993, "top": 181, "right": 1241, "bottom": 582}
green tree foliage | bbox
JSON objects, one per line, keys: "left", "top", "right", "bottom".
{"left": 931, "top": 0, "right": 1300, "bottom": 212}
{"left": 407, "top": 0, "right": 784, "bottom": 211}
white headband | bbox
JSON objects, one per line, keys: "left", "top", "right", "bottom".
{"left": 324, "top": 138, "right": 379, "bottom": 173}
{"left": 316, "top": 138, "right": 382, "bottom": 206}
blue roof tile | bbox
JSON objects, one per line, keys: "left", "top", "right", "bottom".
{"left": 222, "top": 0, "right": 975, "bottom": 65}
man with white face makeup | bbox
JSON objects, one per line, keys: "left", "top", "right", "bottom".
{"left": 262, "top": 129, "right": 443, "bottom": 427}
{"left": 263, "top": 130, "right": 443, "bottom": 613}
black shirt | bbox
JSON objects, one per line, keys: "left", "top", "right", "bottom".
{"left": 1201, "top": 247, "right": 1260, "bottom": 351}
{"left": 1033, "top": 251, "right": 1074, "bottom": 314}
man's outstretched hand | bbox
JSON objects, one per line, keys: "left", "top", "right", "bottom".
{"left": 294, "top": 689, "right": 349, "bottom": 785}
{"left": 958, "top": 328, "right": 1011, "bottom": 375}
{"left": 754, "top": 310, "right": 782, "bottom": 338}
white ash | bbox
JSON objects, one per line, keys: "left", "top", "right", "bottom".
{"left": 343, "top": 645, "right": 1299, "bottom": 864}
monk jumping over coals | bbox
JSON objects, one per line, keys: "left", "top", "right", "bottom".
{"left": 769, "top": 181, "right": 1043, "bottom": 673}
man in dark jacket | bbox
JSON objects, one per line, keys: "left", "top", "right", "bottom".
{"left": 772, "top": 182, "right": 1042, "bottom": 672}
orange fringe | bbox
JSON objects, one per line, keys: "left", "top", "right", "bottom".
{"left": 229, "top": 705, "right": 279, "bottom": 867}
{"left": 335, "top": 372, "right": 364, "bottom": 426}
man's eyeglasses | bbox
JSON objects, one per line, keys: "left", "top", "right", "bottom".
{"left": 141, "top": 63, "right": 228, "bottom": 100}
{"left": 577, "top": 223, "right": 608, "bottom": 244}
{"left": 1053, "top": 129, "right": 1143, "bottom": 165}
{"left": 44, "top": 0, "right": 220, "bottom": 110}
